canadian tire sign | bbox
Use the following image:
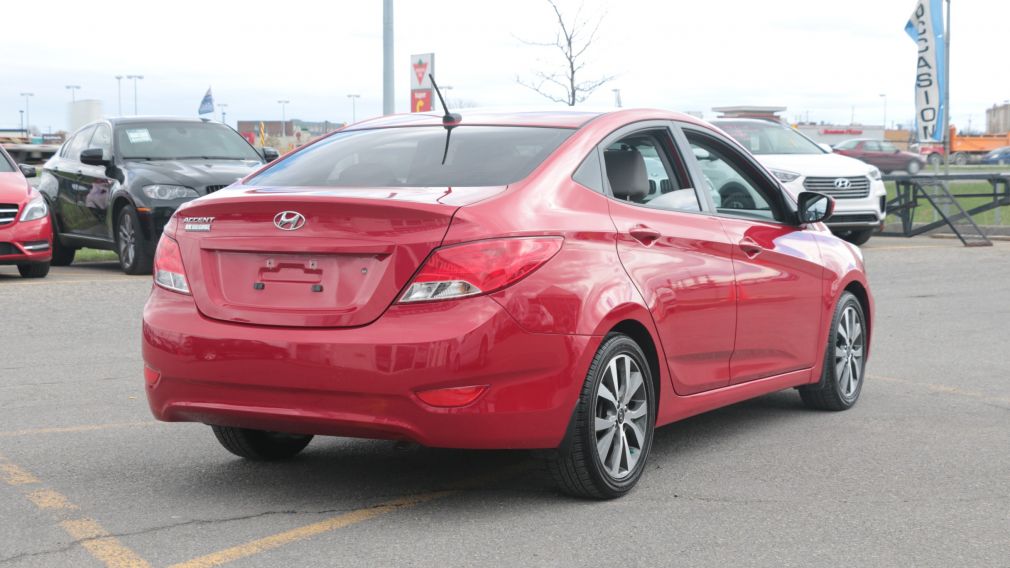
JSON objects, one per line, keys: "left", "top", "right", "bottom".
{"left": 410, "top": 53, "right": 434, "bottom": 113}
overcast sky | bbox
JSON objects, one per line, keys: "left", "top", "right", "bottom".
{"left": 4, "top": 0, "right": 1008, "bottom": 134}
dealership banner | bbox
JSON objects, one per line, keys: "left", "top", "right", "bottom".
{"left": 905, "top": 0, "right": 946, "bottom": 142}
{"left": 198, "top": 87, "right": 214, "bottom": 116}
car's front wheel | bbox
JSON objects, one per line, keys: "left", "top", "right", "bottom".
{"left": 547, "top": 333, "right": 655, "bottom": 499}
{"left": 17, "top": 262, "right": 50, "bottom": 278}
{"left": 799, "top": 291, "right": 867, "bottom": 411}
{"left": 116, "top": 206, "right": 153, "bottom": 275}
{"left": 211, "top": 426, "right": 313, "bottom": 460}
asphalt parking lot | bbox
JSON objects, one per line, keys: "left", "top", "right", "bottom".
{"left": 1, "top": 237, "right": 1008, "bottom": 568}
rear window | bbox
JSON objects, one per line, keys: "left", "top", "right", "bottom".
{"left": 250, "top": 126, "right": 574, "bottom": 187}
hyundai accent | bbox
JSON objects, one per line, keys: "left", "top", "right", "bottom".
{"left": 142, "top": 108, "right": 873, "bottom": 499}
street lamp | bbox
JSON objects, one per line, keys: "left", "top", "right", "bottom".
{"left": 277, "top": 100, "right": 290, "bottom": 137}
{"left": 65, "top": 85, "right": 81, "bottom": 103}
{"left": 218, "top": 103, "right": 228, "bottom": 125}
{"left": 126, "top": 75, "right": 144, "bottom": 115}
{"left": 19, "top": 93, "right": 33, "bottom": 136}
{"left": 879, "top": 93, "right": 888, "bottom": 131}
{"left": 115, "top": 75, "right": 123, "bottom": 116}
{"left": 346, "top": 94, "right": 360, "bottom": 123}
{"left": 19, "top": 110, "right": 24, "bottom": 136}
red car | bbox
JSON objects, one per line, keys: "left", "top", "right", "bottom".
{"left": 0, "top": 148, "right": 52, "bottom": 278}
{"left": 143, "top": 109, "right": 873, "bottom": 498}
{"left": 833, "top": 138, "right": 926, "bottom": 174}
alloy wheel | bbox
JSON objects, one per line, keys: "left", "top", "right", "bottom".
{"left": 118, "top": 212, "right": 136, "bottom": 268}
{"left": 594, "top": 353, "right": 649, "bottom": 480}
{"left": 835, "top": 305, "right": 865, "bottom": 400}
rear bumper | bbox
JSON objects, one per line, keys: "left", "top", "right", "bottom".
{"left": 0, "top": 217, "right": 53, "bottom": 265}
{"left": 142, "top": 287, "right": 595, "bottom": 449}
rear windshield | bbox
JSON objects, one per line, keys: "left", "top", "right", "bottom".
{"left": 249, "top": 126, "right": 574, "bottom": 187}
{"left": 116, "top": 122, "right": 262, "bottom": 161}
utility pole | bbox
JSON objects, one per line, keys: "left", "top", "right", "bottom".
{"left": 19, "top": 110, "right": 24, "bottom": 135}
{"left": 126, "top": 75, "right": 143, "bottom": 115}
{"left": 278, "top": 100, "right": 290, "bottom": 137}
{"left": 612, "top": 88, "right": 622, "bottom": 108}
{"left": 943, "top": 0, "right": 951, "bottom": 174}
{"left": 218, "top": 103, "right": 228, "bottom": 125}
{"left": 19, "top": 93, "right": 33, "bottom": 136}
{"left": 66, "top": 85, "right": 81, "bottom": 103}
{"left": 115, "top": 75, "right": 123, "bottom": 115}
{"left": 347, "top": 94, "right": 360, "bottom": 123}
{"left": 382, "top": 0, "right": 394, "bottom": 115}
{"left": 879, "top": 93, "right": 887, "bottom": 132}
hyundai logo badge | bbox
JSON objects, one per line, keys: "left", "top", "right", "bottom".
{"left": 273, "top": 211, "right": 306, "bottom": 231}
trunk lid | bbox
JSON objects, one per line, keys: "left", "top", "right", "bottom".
{"left": 174, "top": 185, "right": 505, "bottom": 328}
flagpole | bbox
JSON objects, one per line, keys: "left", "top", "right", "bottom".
{"left": 943, "top": 0, "right": 951, "bottom": 176}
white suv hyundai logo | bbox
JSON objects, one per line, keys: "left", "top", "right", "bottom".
{"left": 833, "top": 178, "right": 853, "bottom": 190}
{"left": 273, "top": 211, "right": 306, "bottom": 231}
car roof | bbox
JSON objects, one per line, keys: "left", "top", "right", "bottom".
{"left": 105, "top": 116, "right": 218, "bottom": 127}
{"left": 344, "top": 107, "right": 705, "bottom": 131}
{"left": 710, "top": 117, "right": 787, "bottom": 127}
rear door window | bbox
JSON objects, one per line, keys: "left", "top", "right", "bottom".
{"left": 250, "top": 126, "right": 574, "bottom": 187}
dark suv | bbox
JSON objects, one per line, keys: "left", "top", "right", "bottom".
{"left": 38, "top": 117, "right": 278, "bottom": 274}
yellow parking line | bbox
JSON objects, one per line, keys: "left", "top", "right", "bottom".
{"left": 870, "top": 374, "right": 1010, "bottom": 405}
{"left": 170, "top": 491, "right": 455, "bottom": 568}
{"left": 27, "top": 488, "right": 79, "bottom": 510}
{"left": 61, "top": 518, "right": 151, "bottom": 568}
{"left": 0, "top": 421, "right": 158, "bottom": 438}
{"left": 0, "top": 462, "right": 41, "bottom": 485}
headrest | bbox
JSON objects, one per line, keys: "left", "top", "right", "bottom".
{"left": 604, "top": 149, "right": 649, "bottom": 200}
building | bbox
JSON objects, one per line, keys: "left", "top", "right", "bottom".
{"left": 985, "top": 103, "right": 1010, "bottom": 135}
{"left": 712, "top": 106, "right": 788, "bottom": 121}
{"left": 235, "top": 119, "right": 343, "bottom": 139}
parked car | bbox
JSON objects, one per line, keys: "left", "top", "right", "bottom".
{"left": 143, "top": 108, "right": 874, "bottom": 499}
{"left": 713, "top": 119, "right": 887, "bottom": 245}
{"left": 980, "top": 146, "right": 1010, "bottom": 165}
{"left": 833, "top": 138, "right": 925, "bottom": 174}
{"left": 38, "top": 117, "right": 278, "bottom": 274}
{"left": 0, "top": 146, "right": 52, "bottom": 278}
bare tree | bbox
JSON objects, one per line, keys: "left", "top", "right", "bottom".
{"left": 516, "top": 0, "right": 614, "bottom": 106}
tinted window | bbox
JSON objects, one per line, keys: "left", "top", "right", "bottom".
{"left": 63, "top": 126, "right": 96, "bottom": 162}
{"left": 687, "top": 134, "right": 785, "bottom": 222}
{"left": 90, "top": 124, "right": 112, "bottom": 157}
{"left": 835, "top": 140, "right": 859, "bottom": 150}
{"left": 603, "top": 130, "right": 700, "bottom": 213}
{"left": 572, "top": 149, "right": 604, "bottom": 193}
{"left": 116, "top": 122, "right": 261, "bottom": 161}
{"left": 250, "top": 126, "right": 574, "bottom": 188}
{"left": 714, "top": 120, "right": 824, "bottom": 155}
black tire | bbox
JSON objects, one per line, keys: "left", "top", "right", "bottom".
{"left": 116, "top": 206, "right": 153, "bottom": 275}
{"left": 906, "top": 160, "right": 922, "bottom": 175}
{"left": 211, "top": 426, "right": 313, "bottom": 461}
{"left": 953, "top": 152, "right": 968, "bottom": 166}
{"left": 50, "top": 216, "right": 76, "bottom": 266}
{"left": 17, "top": 262, "right": 50, "bottom": 278}
{"left": 547, "top": 333, "right": 656, "bottom": 499}
{"left": 927, "top": 153, "right": 942, "bottom": 167}
{"left": 799, "top": 291, "right": 867, "bottom": 411}
{"left": 840, "top": 228, "right": 874, "bottom": 246}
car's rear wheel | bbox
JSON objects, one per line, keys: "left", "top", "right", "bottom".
{"left": 116, "top": 206, "right": 153, "bottom": 275}
{"left": 799, "top": 291, "right": 866, "bottom": 411}
{"left": 547, "top": 333, "right": 655, "bottom": 499}
{"left": 17, "top": 262, "right": 50, "bottom": 278}
{"left": 211, "top": 426, "right": 313, "bottom": 460}
{"left": 906, "top": 160, "right": 922, "bottom": 174}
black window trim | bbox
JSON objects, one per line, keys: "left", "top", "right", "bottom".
{"left": 677, "top": 122, "right": 800, "bottom": 227}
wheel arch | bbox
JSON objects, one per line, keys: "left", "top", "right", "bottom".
{"left": 842, "top": 279, "right": 872, "bottom": 357}
{"left": 608, "top": 319, "right": 662, "bottom": 416}
{"left": 109, "top": 195, "right": 136, "bottom": 240}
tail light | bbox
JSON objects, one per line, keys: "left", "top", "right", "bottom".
{"left": 153, "top": 236, "right": 190, "bottom": 294}
{"left": 398, "top": 237, "right": 563, "bottom": 303}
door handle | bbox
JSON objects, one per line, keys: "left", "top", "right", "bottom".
{"left": 739, "top": 237, "right": 763, "bottom": 258}
{"left": 629, "top": 226, "right": 661, "bottom": 246}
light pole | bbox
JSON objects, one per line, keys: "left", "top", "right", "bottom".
{"left": 382, "top": 0, "right": 394, "bottom": 115}
{"left": 66, "top": 85, "right": 81, "bottom": 103}
{"left": 612, "top": 88, "right": 622, "bottom": 108}
{"left": 346, "top": 94, "right": 360, "bottom": 123}
{"left": 19, "top": 93, "right": 33, "bottom": 136}
{"left": 19, "top": 110, "right": 24, "bottom": 135}
{"left": 277, "top": 100, "right": 290, "bottom": 137}
{"left": 218, "top": 103, "right": 228, "bottom": 125}
{"left": 126, "top": 75, "right": 143, "bottom": 115}
{"left": 879, "top": 93, "right": 888, "bottom": 131}
{"left": 115, "top": 75, "right": 123, "bottom": 115}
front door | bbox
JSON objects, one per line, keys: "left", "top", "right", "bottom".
{"left": 682, "top": 126, "right": 825, "bottom": 383}
{"left": 602, "top": 124, "right": 738, "bottom": 395}
{"left": 54, "top": 125, "right": 96, "bottom": 236}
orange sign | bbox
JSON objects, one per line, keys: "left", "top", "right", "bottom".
{"left": 411, "top": 89, "right": 433, "bottom": 113}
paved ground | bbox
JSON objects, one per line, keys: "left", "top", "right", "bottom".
{"left": 1, "top": 237, "right": 1008, "bottom": 567}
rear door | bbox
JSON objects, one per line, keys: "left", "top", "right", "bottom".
{"left": 603, "top": 122, "right": 738, "bottom": 395}
{"left": 681, "top": 124, "right": 824, "bottom": 384}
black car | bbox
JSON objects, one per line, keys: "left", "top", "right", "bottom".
{"left": 38, "top": 117, "right": 279, "bottom": 274}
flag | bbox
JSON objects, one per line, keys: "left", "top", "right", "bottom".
{"left": 259, "top": 121, "right": 266, "bottom": 146}
{"left": 905, "top": 0, "right": 946, "bottom": 142}
{"left": 198, "top": 87, "right": 214, "bottom": 115}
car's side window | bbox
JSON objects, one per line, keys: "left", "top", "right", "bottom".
{"left": 90, "top": 125, "right": 113, "bottom": 159}
{"left": 601, "top": 129, "right": 702, "bottom": 213}
{"left": 865, "top": 141, "right": 882, "bottom": 152}
{"left": 572, "top": 148, "right": 604, "bottom": 193}
{"left": 685, "top": 132, "right": 787, "bottom": 223}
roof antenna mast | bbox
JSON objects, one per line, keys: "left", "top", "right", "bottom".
{"left": 429, "top": 74, "right": 461, "bottom": 165}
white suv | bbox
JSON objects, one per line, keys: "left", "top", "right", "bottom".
{"left": 712, "top": 119, "right": 886, "bottom": 245}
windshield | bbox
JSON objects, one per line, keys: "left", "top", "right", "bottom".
{"left": 117, "top": 122, "right": 262, "bottom": 161}
{"left": 249, "top": 126, "right": 574, "bottom": 187}
{"left": 714, "top": 121, "right": 825, "bottom": 155}
{"left": 0, "top": 150, "right": 13, "bottom": 173}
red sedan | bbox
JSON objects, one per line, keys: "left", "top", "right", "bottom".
{"left": 143, "top": 109, "right": 873, "bottom": 498}
{"left": 0, "top": 147, "right": 52, "bottom": 277}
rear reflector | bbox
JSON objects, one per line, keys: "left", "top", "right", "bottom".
{"left": 144, "top": 365, "right": 161, "bottom": 388}
{"left": 153, "top": 236, "right": 190, "bottom": 294}
{"left": 415, "top": 385, "right": 489, "bottom": 408}
{"left": 399, "top": 237, "right": 563, "bottom": 303}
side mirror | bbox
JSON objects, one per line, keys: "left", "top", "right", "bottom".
{"left": 18, "top": 163, "right": 36, "bottom": 178}
{"left": 80, "top": 148, "right": 108, "bottom": 166}
{"left": 818, "top": 143, "right": 833, "bottom": 153}
{"left": 262, "top": 147, "right": 280, "bottom": 162}
{"left": 692, "top": 147, "right": 712, "bottom": 161}
{"left": 797, "top": 191, "right": 834, "bottom": 224}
